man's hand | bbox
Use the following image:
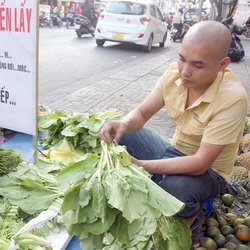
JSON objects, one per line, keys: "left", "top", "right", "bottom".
{"left": 100, "top": 120, "right": 128, "bottom": 143}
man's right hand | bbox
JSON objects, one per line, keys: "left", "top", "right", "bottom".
{"left": 99, "top": 119, "right": 128, "bottom": 143}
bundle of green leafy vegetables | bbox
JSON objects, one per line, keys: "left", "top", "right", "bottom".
{"left": 0, "top": 109, "right": 192, "bottom": 249}
{"left": 0, "top": 161, "right": 62, "bottom": 215}
{"left": 0, "top": 160, "right": 63, "bottom": 249}
{"left": 58, "top": 141, "right": 192, "bottom": 250}
{"left": 38, "top": 109, "right": 123, "bottom": 154}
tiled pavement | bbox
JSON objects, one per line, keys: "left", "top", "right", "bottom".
{"left": 45, "top": 36, "right": 250, "bottom": 138}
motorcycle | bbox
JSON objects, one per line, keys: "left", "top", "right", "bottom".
{"left": 65, "top": 10, "right": 76, "bottom": 28}
{"left": 74, "top": 10, "right": 99, "bottom": 38}
{"left": 39, "top": 13, "right": 52, "bottom": 28}
{"left": 170, "top": 20, "right": 193, "bottom": 42}
{"left": 50, "top": 10, "right": 63, "bottom": 28}
{"left": 242, "top": 22, "right": 250, "bottom": 38}
{"left": 222, "top": 16, "right": 245, "bottom": 62}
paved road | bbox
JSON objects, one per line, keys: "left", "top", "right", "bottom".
{"left": 43, "top": 36, "right": 250, "bottom": 137}
{"left": 38, "top": 27, "right": 179, "bottom": 104}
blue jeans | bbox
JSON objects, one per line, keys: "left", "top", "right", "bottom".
{"left": 119, "top": 127, "right": 226, "bottom": 218}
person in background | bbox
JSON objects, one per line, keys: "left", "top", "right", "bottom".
{"left": 100, "top": 21, "right": 248, "bottom": 228}
{"left": 53, "top": 1, "right": 64, "bottom": 19}
{"left": 168, "top": 12, "right": 173, "bottom": 23}
{"left": 76, "top": 3, "right": 81, "bottom": 14}
{"left": 172, "top": 6, "right": 183, "bottom": 25}
{"left": 81, "top": 0, "right": 97, "bottom": 26}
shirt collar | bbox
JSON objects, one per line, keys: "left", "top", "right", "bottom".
{"left": 175, "top": 68, "right": 230, "bottom": 103}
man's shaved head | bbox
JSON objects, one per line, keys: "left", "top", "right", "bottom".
{"left": 183, "top": 21, "right": 232, "bottom": 59}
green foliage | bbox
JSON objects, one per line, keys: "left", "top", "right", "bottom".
{"left": 0, "top": 148, "right": 22, "bottom": 176}
{"left": 58, "top": 141, "right": 191, "bottom": 249}
{"left": 0, "top": 161, "right": 62, "bottom": 215}
{"left": 38, "top": 109, "right": 123, "bottom": 154}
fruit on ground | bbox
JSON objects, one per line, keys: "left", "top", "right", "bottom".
{"left": 226, "top": 212, "right": 238, "bottom": 225}
{"left": 231, "top": 165, "right": 249, "bottom": 180}
{"left": 235, "top": 152, "right": 250, "bottom": 170}
{"left": 213, "top": 233, "right": 226, "bottom": 248}
{"left": 234, "top": 225, "right": 250, "bottom": 242}
{"left": 220, "top": 225, "right": 234, "bottom": 236}
{"left": 243, "top": 217, "right": 250, "bottom": 228}
{"left": 235, "top": 244, "right": 250, "bottom": 250}
{"left": 206, "top": 218, "right": 219, "bottom": 228}
{"left": 226, "top": 234, "right": 242, "bottom": 245}
{"left": 234, "top": 218, "right": 245, "bottom": 227}
{"left": 239, "top": 133, "right": 250, "bottom": 153}
{"left": 200, "top": 237, "right": 217, "bottom": 250}
{"left": 224, "top": 242, "right": 237, "bottom": 250}
{"left": 206, "top": 226, "right": 221, "bottom": 238}
{"left": 194, "top": 248, "right": 207, "bottom": 250}
{"left": 222, "top": 194, "right": 235, "bottom": 207}
{"left": 217, "top": 216, "right": 228, "bottom": 227}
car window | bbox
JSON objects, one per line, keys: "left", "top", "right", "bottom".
{"left": 150, "top": 5, "right": 162, "bottom": 20}
{"left": 150, "top": 5, "right": 156, "bottom": 17}
{"left": 183, "top": 10, "right": 198, "bottom": 22}
{"left": 106, "top": 1, "right": 147, "bottom": 15}
{"left": 155, "top": 6, "right": 163, "bottom": 20}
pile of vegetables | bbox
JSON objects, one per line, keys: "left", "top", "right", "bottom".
{"left": 58, "top": 141, "right": 191, "bottom": 249}
{"left": 0, "top": 160, "right": 63, "bottom": 249}
{"left": 38, "top": 109, "right": 123, "bottom": 154}
{"left": 0, "top": 148, "right": 22, "bottom": 176}
{"left": 0, "top": 109, "right": 193, "bottom": 249}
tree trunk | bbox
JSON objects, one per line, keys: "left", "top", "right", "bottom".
{"left": 209, "top": 0, "right": 223, "bottom": 21}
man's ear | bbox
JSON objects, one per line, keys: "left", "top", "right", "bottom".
{"left": 219, "top": 56, "right": 231, "bottom": 70}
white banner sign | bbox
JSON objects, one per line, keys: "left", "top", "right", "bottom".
{"left": 0, "top": 0, "right": 38, "bottom": 136}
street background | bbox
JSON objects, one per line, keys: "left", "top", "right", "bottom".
{"left": 39, "top": 30, "right": 250, "bottom": 137}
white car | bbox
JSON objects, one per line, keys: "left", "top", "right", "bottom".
{"left": 94, "top": 0, "right": 168, "bottom": 52}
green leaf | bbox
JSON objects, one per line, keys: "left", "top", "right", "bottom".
{"left": 58, "top": 153, "right": 99, "bottom": 193}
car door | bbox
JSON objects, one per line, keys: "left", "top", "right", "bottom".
{"left": 155, "top": 5, "right": 167, "bottom": 42}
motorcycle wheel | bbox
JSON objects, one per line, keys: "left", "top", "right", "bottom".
{"left": 57, "top": 21, "right": 62, "bottom": 28}
{"left": 48, "top": 20, "right": 53, "bottom": 28}
{"left": 243, "top": 30, "right": 250, "bottom": 38}
{"left": 66, "top": 19, "right": 70, "bottom": 29}
{"left": 76, "top": 30, "right": 82, "bottom": 38}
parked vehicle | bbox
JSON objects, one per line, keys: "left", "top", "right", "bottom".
{"left": 66, "top": 10, "right": 76, "bottom": 28}
{"left": 39, "top": 12, "right": 52, "bottom": 28}
{"left": 242, "top": 22, "right": 250, "bottom": 38}
{"left": 170, "top": 20, "right": 192, "bottom": 42}
{"left": 50, "top": 10, "right": 63, "bottom": 28}
{"left": 222, "top": 16, "right": 245, "bottom": 62}
{"left": 94, "top": 0, "right": 168, "bottom": 52}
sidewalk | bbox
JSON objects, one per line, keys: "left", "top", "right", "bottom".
{"left": 47, "top": 37, "right": 250, "bottom": 137}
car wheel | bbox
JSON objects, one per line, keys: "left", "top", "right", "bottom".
{"left": 96, "top": 39, "right": 105, "bottom": 46}
{"left": 142, "top": 34, "right": 153, "bottom": 52}
{"left": 160, "top": 32, "right": 168, "bottom": 47}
